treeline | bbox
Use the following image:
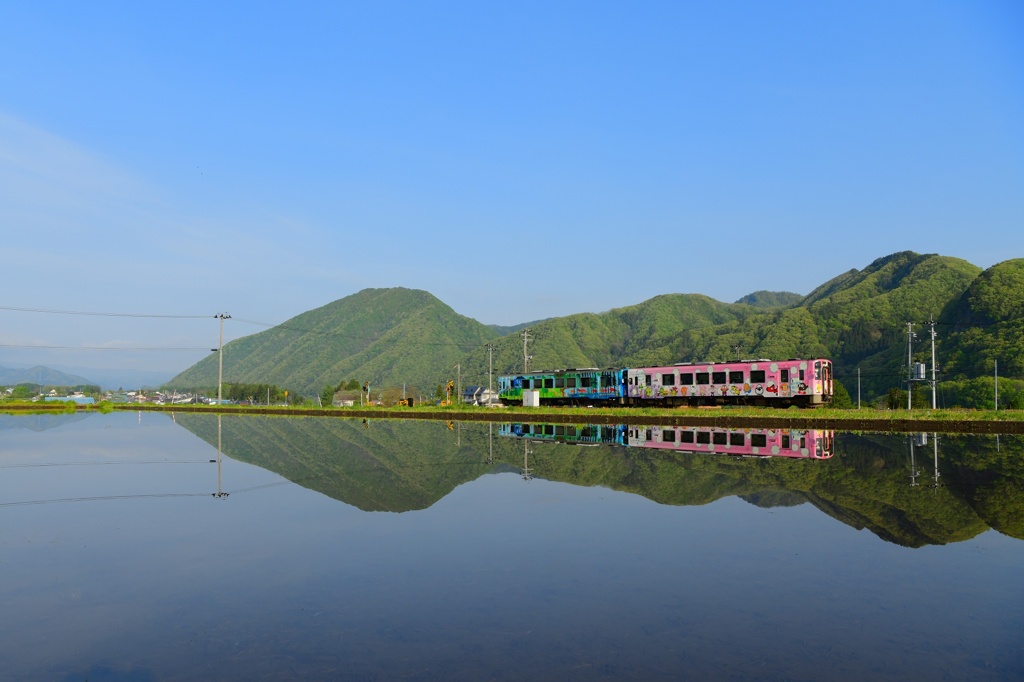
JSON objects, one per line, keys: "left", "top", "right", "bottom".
{"left": 221, "top": 383, "right": 306, "bottom": 405}
{"left": 2, "top": 383, "right": 102, "bottom": 399}
{"left": 320, "top": 379, "right": 425, "bottom": 407}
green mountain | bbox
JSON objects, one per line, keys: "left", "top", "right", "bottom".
{"left": 941, "top": 258, "right": 1024, "bottom": 379}
{"left": 169, "top": 288, "right": 500, "bottom": 394}
{"left": 168, "top": 253, "right": 1021, "bottom": 404}
{"left": 734, "top": 290, "right": 803, "bottom": 308}
{"left": 453, "top": 293, "right": 753, "bottom": 388}
{"left": 669, "top": 252, "right": 983, "bottom": 399}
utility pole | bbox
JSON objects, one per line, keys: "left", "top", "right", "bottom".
{"left": 455, "top": 364, "right": 461, "bottom": 405}
{"left": 906, "top": 322, "right": 915, "bottom": 410}
{"left": 487, "top": 344, "right": 494, "bottom": 399}
{"left": 215, "top": 313, "right": 231, "bottom": 406}
{"left": 995, "top": 359, "right": 999, "bottom": 411}
{"left": 522, "top": 328, "right": 531, "bottom": 373}
{"left": 929, "top": 318, "right": 937, "bottom": 410}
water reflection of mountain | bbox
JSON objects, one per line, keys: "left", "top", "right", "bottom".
{"left": 176, "top": 415, "right": 496, "bottom": 512}
{"left": 175, "top": 415, "right": 1024, "bottom": 548}
{"left": 0, "top": 412, "right": 92, "bottom": 432}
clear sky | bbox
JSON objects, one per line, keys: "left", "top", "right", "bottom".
{"left": 1, "top": 1, "right": 1022, "bottom": 384}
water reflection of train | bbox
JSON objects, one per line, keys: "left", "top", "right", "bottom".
{"left": 499, "top": 423, "right": 835, "bottom": 459}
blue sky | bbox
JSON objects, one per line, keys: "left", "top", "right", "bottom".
{"left": 1, "top": 1, "right": 1022, "bottom": 384}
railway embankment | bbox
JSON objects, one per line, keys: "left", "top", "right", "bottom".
{"left": 4, "top": 401, "right": 1023, "bottom": 434}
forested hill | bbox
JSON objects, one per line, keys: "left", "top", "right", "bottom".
{"left": 169, "top": 287, "right": 500, "bottom": 396}
{"left": 167, "top": 253, "right": 1023, "bottom": 403}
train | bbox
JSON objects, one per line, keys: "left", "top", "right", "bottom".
{"left": 499, "top": 422, "right": 835, "bottom": 459}
{"left": 497, "top": 358, "right": 834, "bottom": 408}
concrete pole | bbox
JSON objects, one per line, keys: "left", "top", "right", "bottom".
{"left": 216, "top": 313, "right": 230, "bottom": 405}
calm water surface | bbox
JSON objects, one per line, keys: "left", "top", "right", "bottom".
{"left": 1, "top": 412, "right": 1022, "bottom": 680}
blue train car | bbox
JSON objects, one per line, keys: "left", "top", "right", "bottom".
{"left": 498, "top": 368, "right": 627, "bottom": 406}
{"left": 498, "top": 422, "right": 627, "bottom": 446}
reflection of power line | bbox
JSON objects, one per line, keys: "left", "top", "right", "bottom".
{"left": 0, "top": 492, "right": 210, "bottom": 508}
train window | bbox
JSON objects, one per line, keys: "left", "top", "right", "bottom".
{"left": 663, "top": 430, "right": 676, "bottom": 442}
{"left": 566, "top": 377, "right": 577, "bottom": 388}
{"left": 645, "top": 374, "right": 652, "bottom": 386}
{"left": 801, "top": 437, "right": 806, "bottom": 449}
{"left": 580, "top": 377, "right": 593, "bottom": 388}
{"left": 730, "top": 433, "right": 744, "bottom": 446}
{"left": 544, "top": 379, "right": 554, "bottom": 389}
{"left": 712, "top": 371, "right": 727, "bottom": 384}
{"left": 782, "top": 435, "right": 791, "bottom": 448}
{"left": 555, "top": 425, "right": 565, "bottom": 436}
{"left": 799, "top": 370, "right": 805, "bottom": 381}
{"left": 815, "top": 362, "right": 822, "bottom": 379}
{"left": 781, "top": 369, "right": 789, "bottom": 383}
{"left": 729, "top": 371, "right": 743, "bottom": 383}
{"left": 680, "top": 373, "right": 693, "bottom": 384}
{"left": 544, "top": 425, "right": 554, "bottom": 435}
{"left": 712, "top": 432, "right": 728, "bottom": 445}
{"left": 696, "top": 373, "right": 710, "bottom": 385}
{"left": 555, "top": 377, "right": 565, "bottom": 388}
{"left": 696, "top": 432, "right": 711, "bottom": 444}
{"left": 751, "top": 434, "right": 767, "bottom": 447}
{"left": 750, "top": 370, "right": 765, "bottom": 383}
{"left": 662, "top": 373, "right": 675, "bottom": 386}
{"left": 645, "top": 429, "right": 653, "bottom": 441}
{"left": 681, "top": 431, "right": 695, "bottom": 443}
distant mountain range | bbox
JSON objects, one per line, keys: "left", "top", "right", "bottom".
{"left": 168, "top": 252, "right": 1024, "bottom": 404}
{"left": 0, "top": 365, "right": 171, "bottom": 390}
{"left": 0, "top": 365, "right": 94, "bottom": 387}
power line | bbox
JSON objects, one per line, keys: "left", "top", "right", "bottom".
{"left": 0, "top": 343, "right": 210, "bottom": 352}
{"left": 0, "top": 305, "right": 208, "bottom": 319}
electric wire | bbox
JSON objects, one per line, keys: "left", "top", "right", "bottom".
{"left": 0, "top": 343, "right": 210, "bottom": 351}
{"left": 0, "top": 305, "right": 209, "bottom": 319}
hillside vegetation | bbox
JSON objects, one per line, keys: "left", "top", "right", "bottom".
{"left": 168, "top": 253, "right": 1023, "bottom": 405}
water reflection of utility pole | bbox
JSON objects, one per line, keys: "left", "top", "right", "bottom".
{"left": 488, "top": 422, "right": 493, "bottom": 465}
{"left": 214, "top": 415, "right": 229, "bottom": 498}
{"left": 909, "top": 434, "right": 921, "bottom": 487}
{"left": 522, "top": 441, "right": 532, "bottom": 481}
{"left": 932, "top": 432, "right": 941, "bottom": 493}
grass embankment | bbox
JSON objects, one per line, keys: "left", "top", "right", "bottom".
{"left": 3, "top": 400, "right": 1023, "bottom": 433}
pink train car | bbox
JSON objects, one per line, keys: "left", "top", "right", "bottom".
{"left": 626, "top": 358, "right": 833, "bottom": 408}
{"left": 627, "top": 425, "right": 835, "bottom": 459}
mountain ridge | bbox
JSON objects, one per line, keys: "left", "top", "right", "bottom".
{"left": 167, "top": 253, "right": 1023, "bottom": 404}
